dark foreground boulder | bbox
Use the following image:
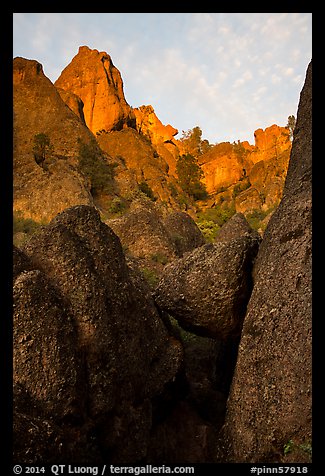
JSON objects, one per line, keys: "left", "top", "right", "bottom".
{"left": 162, "top": 210, "right": 205, "bottom": 256}
{"left": 154, "top": 234, "right": 260, "bottom": 340}
{"left": 216, "top": 61, "right": 312, "bottom": 463}
{"left": 14, "top": 205, "right": 183, "bottom": 463}
{"left": 215, "top": 212, "right": 261, "bottom": 243}
{"left": 106, "top": 199, "right": 205, "bottom": 275}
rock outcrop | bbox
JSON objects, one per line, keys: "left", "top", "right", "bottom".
{"left": 217, "top": 61, "right": 312, "bottom": 463}
{"left": 252, "top": 124, "right": 291, "bottom": 163}
{"left": 13, "top": 57, "right": 96, "bottom": 222}
{"left": 199, "top": 142, "right": 253, "bottom": 193}
{"left": 14, "top": 205, "right": 183, "bottom": 463}
{"left": 55, "top": 46, "right": 136, "bottom": 134}
{"left": 134, "top": 105, "right": 178, "bottom": 145}
{"left": 199, "top": 125, "right": 292, "bottom": 215}
{"left": 154, "top": 234, "right": 260, "bottom": 340}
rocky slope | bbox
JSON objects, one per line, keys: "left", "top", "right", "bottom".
{"left": 13, "top": 57, "right": 96, "bottom": 222}
{"left": 96, "top": 127, "right": 182, "bottom": 208}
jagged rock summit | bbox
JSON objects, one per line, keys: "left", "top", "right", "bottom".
{"left": 55, "top": 46, "right": 136, "bottom": 134}
{"left": 134, "top": 105, "right": 178, "bottom": 145}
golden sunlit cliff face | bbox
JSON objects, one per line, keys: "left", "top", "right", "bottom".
{"left": 55, "top": 46, "right": 136, "bottom": 134}
{"left": 133, "top": 105, "right": 178, "bottom": 145}
{"left": 14, "top": 46, "right": 293, "bottom": 228}
{"left": 198, "top": 125, "right": 292, "bottom": 214}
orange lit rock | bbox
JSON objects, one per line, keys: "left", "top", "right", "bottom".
{"left": 55, "top": 46, "right": 136, "bottom": 134}
{"left": 134, "top": 105, "right": 178, "bottom": 145}
{"left": 13, "top": 56, "right": 95, "bottom": 223}
{"left": 198, "top": 125, "right": 291, "bottom": 214}
{"left": 198, "top": 142, "right": 253, "bottom": 194}
{"left": 251, "top": 124, "right": 291, "bottom": 164}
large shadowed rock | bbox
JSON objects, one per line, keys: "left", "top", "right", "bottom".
{"left": 216, "top": 61, "right": 312, "bottom": 463}
{"left": 215, "top": 212, "right": 261, "bottom": 243}
{"left": 106, "top": 199, "right": 205, "bottom": 280}
{"left": 162, "top": 211, "right": 205, "bottom": 256}
{"left": 14, "top": 266, "right": 84, "bottom": 422}
{"left": 14, "top": 206, "right": 183, "bottom": 463}
{"left": 107, "top": 199, "right": 178, "bottom": 263}
{"left": 154, "top": 234, "right": 260, "bottom": 340}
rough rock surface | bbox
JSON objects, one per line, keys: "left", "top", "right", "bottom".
{"left": 154, "top": 235, "right": 260, "bottom": 340}
{"left": 215, "top": 212, "right": 261, "bottom": 243}
{"left": 13, "top": 57, "right": 95, "bottom": 222}
{"left": 162, "top": 211, "right": 205, "bottom": 256}
{"left": 14, "top": 205, "right": 183, "bottom": 463}
{"left": 252, "top": 124, "right": 291, "bottom": 163}
{"left": 106, "top": 199, "right": 205, "bottom": 280}
{"left": 217, "top": 61, "right": 312, "bottom": 463}
{"left": 236, "top": 147, "right": 291, "bottom": 214}
{"left": 55, "top": 46, "right": 136, "bottom": 134}
{"left": 134, "top": 105, "right": 178, "bottom": 145}
{"left": 56, "top": 87, "right": 86, "bottom": 125}
{"left": 97, "top": 127, "right": 182, "bottom": 207}
{"left": 107, "top": 199, "right": 178, "bottom": 263}
{"left": 199, "top": 142, "right": 252, "bottom": 193}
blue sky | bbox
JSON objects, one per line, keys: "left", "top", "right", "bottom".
{"left": 13, "top": 13, "right": 312, "bottom": 144}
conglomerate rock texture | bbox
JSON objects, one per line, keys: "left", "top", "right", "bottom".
{"left": 154, "top": 234, "right": 260, "bottom": 340}
{"left": 13, "top": 205, "right": 183, "bottom": 463}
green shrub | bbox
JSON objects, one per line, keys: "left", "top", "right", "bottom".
{"left": 138, "top": 181, "right": 157, "bottom": 201}
{"left": 77, "top": 139, "right": 116, "bottom": 196}
{"left": 33, "top": 133, "right": 54, "bottom": 168}
{"left": 196, "top": 219, "right": 220, "bottom": 243}
{"left": 283, "top": 439, "right": 312, "bottom": 458}
{"left": 232, "top": 179, "right": 251, "bottom": 199}
{"left": 168, "top": 315, "right": 197, "bottom": 343}
{"left": 195, "top": 204, "right": 236, "bottom": 242}
{"left": 13, "top": 212, "right": 44, "bottom": 246}
{"left": 13, "top": 212, "right": 42, "bottom": 235}
{"left": 167, "top": 182, "right": 179, "bottom": 198}
{"left": 197, "top": 204, "right": 236, "bottom": 227}
{"left": 151, "top": 253, "right": 168, "bottom": 265}
{"left": 108, "top": 197, "right": 127, "bottom": 215}
{"left": 246, "top": 208, "right": 273, "bottom": 231}
{"left": 141, "top": 268, "right": 159, "bottom": 288}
